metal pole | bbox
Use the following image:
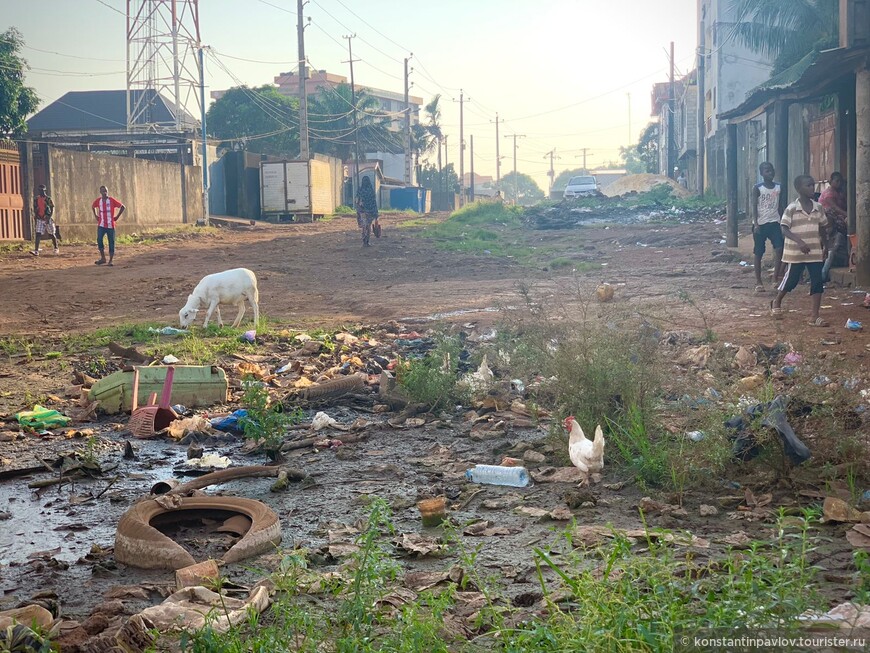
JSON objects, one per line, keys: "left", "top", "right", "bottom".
{"left": 126, "top": 0, "right": 131, "bottom": 131}
{"left": 725, "top": 123, "right": 738, "bottom": 247}
{"left": 343, "top": 34, "right": 360, "bottom": 197}
{"left": 513, "top": 134, "right": 518, "bottom": 202}
{"left": 459, "top": 89, "right": 464, "bottom": 206}
{"left": 627, "top": 93, "right": 631, "bottom": 146}
{"left": 404, "top": 55, "right": 412, "bottom": 184}
{"left": 470, "top": 134, "right": 474, "bottom": 202}
{"left": 856, "top": 67, "right": 870, "bottom": 285}
{"left": 171, "top": 0, "right": 182, "bottom": 130}
{"left": 696, "top": 0, "right": 705, "bottom": 194}
{"left": 199, "top": 46, "right": 209, "bottom": 223}
{"left": 494, "top": 112, "right": 501, "bottom": 185}
{"left": 668, "top": 41, "right": 675, "bottom": 178}
{"left": 298, "top": 0, "right": 309, "bottom": 160}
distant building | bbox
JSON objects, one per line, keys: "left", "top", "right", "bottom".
{"left": 212, "top": 69, "right": 423, "bottom": 134}
{"left": 650, "top": 72, "right": 699, "bottom": 189}
{"left": 699, "top": 0, "right": 774, "bottom": 195}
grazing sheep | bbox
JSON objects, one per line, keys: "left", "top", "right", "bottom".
{"left": 179, "top": 268, "right": 259, "bottom": 328}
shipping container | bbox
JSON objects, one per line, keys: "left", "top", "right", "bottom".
{"left": 260, "top": 158, "right": 337, "bottom": 221}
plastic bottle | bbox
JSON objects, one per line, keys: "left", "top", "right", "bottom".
{"left": 465, "top": 464, "right": 530, "bottom": 487}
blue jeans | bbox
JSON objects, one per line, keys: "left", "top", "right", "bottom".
{"left": 97, "top": 226, "right": 115, "bottom": 256}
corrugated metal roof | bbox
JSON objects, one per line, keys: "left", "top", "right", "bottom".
{"left": 721, "top": 47, "right": 870, "bottom": 121}
{"left": 26, "top": 89, "right": 197, "bottom": 133}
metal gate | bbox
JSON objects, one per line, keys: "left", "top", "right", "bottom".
{"left": 809, "top": 110, "right": 836, "bottom": 186}
{"left": 0, "top": 141, "right": 24, "bottom": 240}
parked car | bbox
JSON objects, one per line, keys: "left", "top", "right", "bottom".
{"left": 563, "top": 175, "right": 600, "bottom": 199}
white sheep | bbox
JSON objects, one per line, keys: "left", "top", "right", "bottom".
{"left": 179, "top": 268, "right": 260, "bottom": 329}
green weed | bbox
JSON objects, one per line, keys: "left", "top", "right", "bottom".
{"left": 396, "top": 334, "right": 468, "bottom": 411}
{"left": 240, "top": 379, "right": 303, "bottom": 453}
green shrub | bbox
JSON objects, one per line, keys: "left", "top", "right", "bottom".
{"left": 396, "top": 335, "right": 468, "bottom": 411}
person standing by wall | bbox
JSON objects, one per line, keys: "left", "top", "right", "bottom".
{"left": 818, "top": 171, "right": 849, "bottom": 282}
{"left": 92, "top": 185, "right": 126, "bottom": 266}
{"left": 30, "top": 185, "right": 58, "bottom": 257}
{"left": 751, "top": 162, "right": 785, "bottom": 293}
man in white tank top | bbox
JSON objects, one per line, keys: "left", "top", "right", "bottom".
{"left": 752, "top": 162, "right": 784, "bottom": 292}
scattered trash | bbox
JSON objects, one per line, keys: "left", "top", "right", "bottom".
{"left": 510, "top": 379, "right": 525, "bottom": 394}
{"left": 460, "top": 356, "right": 494, "bottom": 393}
{"left": 129, "top": 366, "right": 180, "bottom": 438}
{"left": 704, "top": 387, "right": 722, "bottom": 400}
{"left": 781, "top": 365, "right": 797, "bottom": 376}
{"left": 844, "top": 378, "right": 860, "bottom": 390}
{"left": 241, "top": 330, "right": 257, "bottom": 343}
{"left": 466, "top": 464, "right": 530, "bottom": 487}
{"left": 137, "top": 585, "right": 271, "bottom": 633}
{"left": 176, "top": 559, "right": 220, "bottom": 589}
{"left": 115, "top": 496, "right": 281, "bottom": 570}
{"left": 300, "top": 373, "right": 365, "bottom": 401}
{"left": 725, "top": 395, "right": 811, "bottom": 465}
{"left": 184, "top": 453, "right": 232, "bottom": 469}
{"left": 148, "top": 326, "right": 188, "bottom": 336}
{"left": 799, "top": 602, "right": 870, "bottom": 630}
{"left": 417, "top": 496, "right": 447, "bottom": 527}
{"left": 848, "top": 524, "right": 870, "bottom": 550}
{"left": 162, "top": 354, "right": 180, "bottom": 364}
{"left": 596, "top": 283, "right": 614, "bottom": 302}
{"left": 89, "top": 365, "right": 228, "bottom": 414}
{"left": 736, "top": 374, "right": 765, "bottom": 392}
{"left": 734, "top": 346, "right": 756, "bottom": 370}
{"left": 821, "top": 496, "right": 869, "bottom": 523}
{"left": 210, "top": 409, "right": 248, "bottom": 432}
{"left": 686, "top": 430, "right": 706, "bottom": 442}
{"left": 167, "top": 415, "right": 213, "bottom": 440}
{"left": 846, "top": 318, "right": 863, "bottom": 331}
{"left": 699, "top": 504, "right": 718, "bottom": 516}
{"left": 812, "top": 375, "right": 831, "bottom": 386}
{"left": 311, "top": 411, "right": 340, "bottom": 431}
{"left": 739, "top": 261, "right": 749, "bottom": 267}
{"left": 15, "top": 405, "right": 71, "bottom": 430}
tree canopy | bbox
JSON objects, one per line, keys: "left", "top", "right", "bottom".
{"left": 418, "top": 162, "right": 459, "bottom": 194}
{"left": 0, "top": 28, "right": 39, "bottom": 137}
{"left": 308, "top": 83, "right": 397, "bottom": 161}
{"left": 206, "top": 85, "right": 299, "bottom": 156}
{"left": 620, "top": 122, "right": 659, "bottom": 174}
{"left": 500, "top": 171, "right": 544, "bottom": 205}
{"left": 730, "top": 0, "right": 838, "bottom": 74}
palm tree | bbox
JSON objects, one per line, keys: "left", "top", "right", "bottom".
{"left": 308, "top": 83, "right": 397, "bottom": 161}
{"left": 424, "top": 95, "right": 444, "bottom": 175}
{"left": 730, "top": 0, "right": 839, "bottom": 74}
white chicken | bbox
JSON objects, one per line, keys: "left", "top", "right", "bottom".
{"left": 565, "top": 416, "right": 605, "bottom": 484}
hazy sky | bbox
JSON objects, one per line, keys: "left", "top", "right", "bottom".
{"left": 4, "top": 0, "right": 697, "bottom": 191}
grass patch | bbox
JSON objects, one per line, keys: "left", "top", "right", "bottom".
{"left": 396, "top": 334, "right": 469, "bottom": 411}
{"left": 176, "top": 500, "right": 825, "bottom": 653}
{"left": 422, "top": 201, "right": 533, "bottom": 260}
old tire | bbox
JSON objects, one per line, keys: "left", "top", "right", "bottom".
{"left": 115, "top": 496, "right": 281, "bottom": 570}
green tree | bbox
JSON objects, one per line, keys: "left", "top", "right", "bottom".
{"left": 419, "top": 162, "right": 458, "bottom": 194}
{"left": 619, "top": 122, "right": 659, "bottom": 174}
{"left": 206, "top": 85, "right": 299, "bottom": 156}
{"left": 309, "top": 83, "right": 398, "bottom": 161}
{"left": 501, "top": 171, "right": 544, "bottom": 205}
{"left": 730, "top": 0, "right": 838, "bottom": 74}
{"left": 0, "top": 28, "right": 39, "bottom": 137}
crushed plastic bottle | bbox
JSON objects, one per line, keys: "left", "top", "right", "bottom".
{"left": 465, "top": 464, "right": 530, "bottom": 487}
{"left": 686, "top": 430, "right": 706, "bottom": 442}
{"left": 148, "top": 326, "right": 188, "bottom": 336}
{"left": 846, "top": 319, "right": 863, "bottom": 331}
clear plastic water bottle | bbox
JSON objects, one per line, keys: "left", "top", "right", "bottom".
{"left": 465, "top": 464, "right": 530, "bottom": 487}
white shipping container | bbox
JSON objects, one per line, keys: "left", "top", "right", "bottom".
{"left": 260, "top": 158, "right": 337, "bottom": 219}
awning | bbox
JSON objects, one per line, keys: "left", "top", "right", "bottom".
{"left": 720, "top": 47, "right": 870, "bottom": 123}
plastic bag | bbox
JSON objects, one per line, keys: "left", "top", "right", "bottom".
{"left": 209, "top": 409, "right": 248, "bottom": 433}
{"left": 16, "top": 405, "right": 72, "bottom": 430}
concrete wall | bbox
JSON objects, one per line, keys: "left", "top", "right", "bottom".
{"left": 48, "top": 148, "right": 202, "bottom": 241}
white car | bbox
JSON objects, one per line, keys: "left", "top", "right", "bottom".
{"left": 563, "top": 175, "right": 599, "bottom": 199}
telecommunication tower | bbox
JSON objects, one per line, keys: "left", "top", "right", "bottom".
{"left": 126, "top": 0, "right": 201, "bottom": 131}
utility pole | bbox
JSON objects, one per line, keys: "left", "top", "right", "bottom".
{"left": 543, "top": 148, "right": 559, "bottom": 195}
{"left": 696, "top": 1, "right": 705, "bottom": 194}
{"left": 470, "top": 134, "right": 475, "bottom": 202}
{"left": 297, "top": 0, "right": 310, "bottom": 160}
{"left": 198, "top": 45, "right": 209, "bottom": 224}
{"left": 627, "top": 93, "right": 632, "bottom": 147}
{"left": 454, "top": 90, "right": 467, "bottom": 206}
{"left": 343, "top": 34, "right": 360, "bottom": 196}
{"left": 503, "top": 133, "right": 525, "bottom": 204}
{"left": 442, "top": 135, "right": 448, "bottom": 204}
{"left": 668, "top": 40, "right": 676, "bottom": 179}
{"left": 577, "top": 148, "right": 593, "bottom": 172}
{"left": 404, "top": 54, "right": 413, "bottom": 184}
{"left": 491, "top": 112, "right": 503, "bottom": 186}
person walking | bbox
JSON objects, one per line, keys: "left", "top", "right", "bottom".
{"left": 770, "top": 175, "right": 829, "bottom": 326}
{"left": 92, "top": 185, "right": 126, "bottom": 266}
{"left": 751, "top": 162, "right": 785, "bottom": 293}
{"left": 30, "top": 185, "right": 58, "bottom": 257}
{"left": 355, "top": 176, "right": 380, "bottom": 247}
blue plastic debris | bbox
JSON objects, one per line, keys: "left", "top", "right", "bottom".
{"left": 209, "top": 409, "right": 249, "bottom": 433}
{"left": 846, "top": 319, "right": 863, "bottom": 331}
{"left": 781, "top": 365, "right": 796, "bottom": 376}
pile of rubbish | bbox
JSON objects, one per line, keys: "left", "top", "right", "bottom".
{"left": 523, "top": 189, "right": 724, "bottom": 230}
